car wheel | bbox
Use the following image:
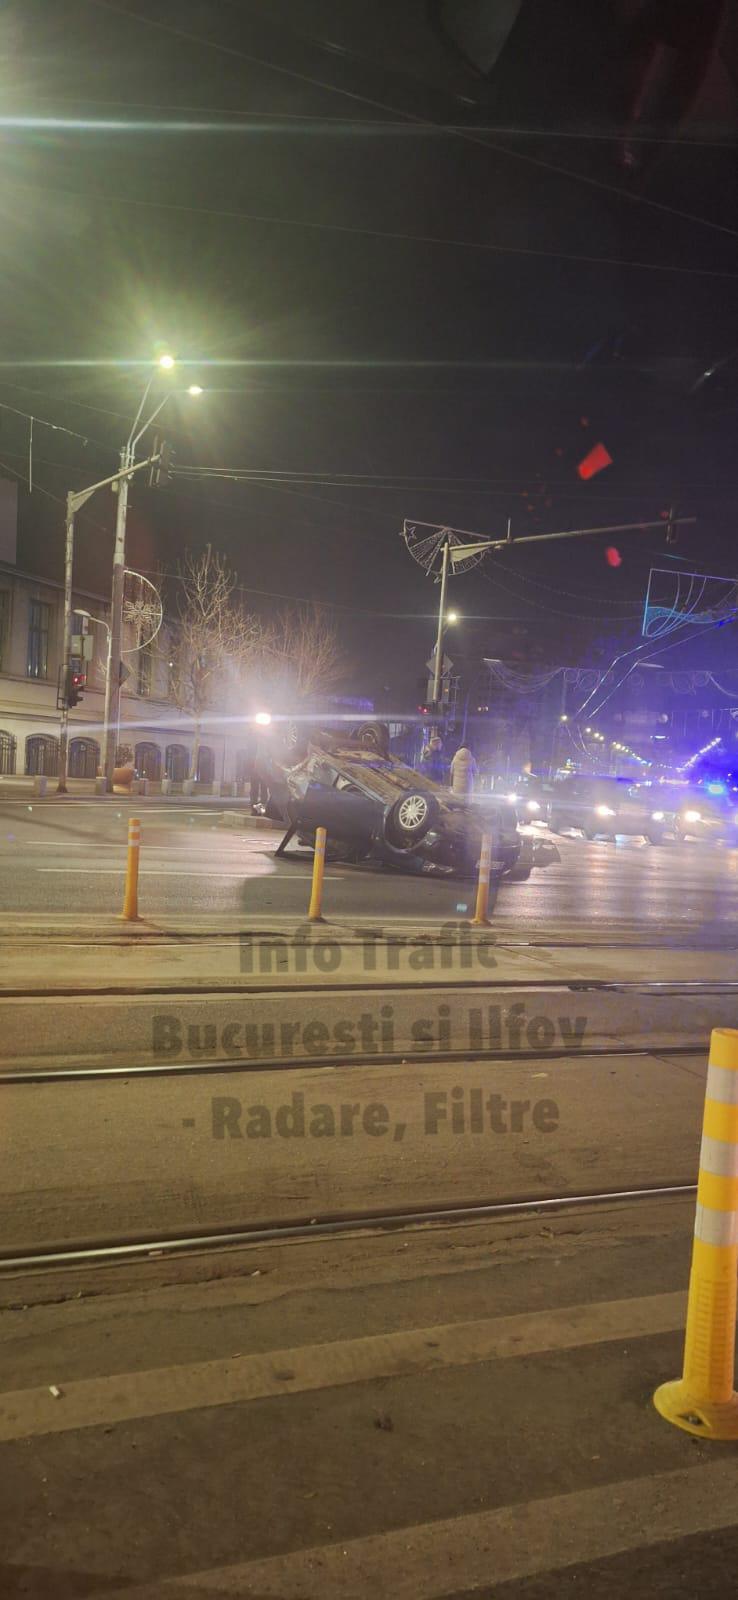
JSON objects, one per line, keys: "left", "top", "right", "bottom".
{"left": 646, "top": 830, "right": 665, "bottom": 846}
{"left": 549, "top": 813, "right": 565, "bottom": 833}
{"left": 385, "top": 790, "right": 439, "bottom": 846}
{"left": 354, "top": 721, "right": 391, "bottom": 758}
{"left": 582, "top": 827, "right": 598, "bottom": 841}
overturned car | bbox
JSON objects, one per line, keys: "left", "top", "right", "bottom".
{"left": 262, "top": 722, "right": 558, "bottom": 881}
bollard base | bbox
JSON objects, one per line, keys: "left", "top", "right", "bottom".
{"left": 653, "top": 1380, "right": 738, "bottom": 1439}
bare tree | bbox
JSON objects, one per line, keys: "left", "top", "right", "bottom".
{"left": 266, "top": 603, "right": 347, "bottom": 704}
{"left": 167, "top": 549, "right": 263, "bottom": 780}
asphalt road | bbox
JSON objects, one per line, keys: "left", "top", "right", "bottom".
{"left": 0, "top": 1048, "right": 706, "bottom": 1252}
{"left": 2, "top": 797, "right": 738, "bottom": 933}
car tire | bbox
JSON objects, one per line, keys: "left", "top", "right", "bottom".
{"left": 549, "top": 813, "right": 567, "bottom": 834}
{"left": 646, "top": 830, "right": 665, "bottom": 846}
{"left": 385, "top": 790, "right": 439, "bottom": 847}
{"left": 354, "top": 721, "right": 391, "bottom": 758}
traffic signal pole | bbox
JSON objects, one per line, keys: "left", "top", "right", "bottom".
{"left": 56, "top": 493, "right": 77, "bottom": 794}
{"left": 57, "top": 452, "right": 161, "bottom": 796}
{"left": 102, "top": 447, "right": 130, "bottom": 791}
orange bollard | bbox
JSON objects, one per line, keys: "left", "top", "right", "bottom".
{"left": 308, "top": 826, "right": 327, "bottom": 922}
{"left": 654, "top": 1028, "right": 738, "bottom": 1438}
{"left": 120, "top": 815, "right": 142, "bottom": 922}
{"left": 472, "top": 833, "right": 492, "bottom": 926}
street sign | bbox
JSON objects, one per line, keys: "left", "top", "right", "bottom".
{"left": 426, "top": 650, "right": 453, "bottom": 675}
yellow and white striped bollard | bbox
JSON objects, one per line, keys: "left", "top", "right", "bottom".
{"left": 654, "top": 1027, "right": 738, "bottom": 1438}
{"left": 472, "top": 833, "right": 492, "bottom": 927}
{"left": 120, "top": 815, "right": 142, "bottom": 922}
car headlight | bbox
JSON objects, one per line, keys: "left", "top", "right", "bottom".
{"left": 595, "top": 804, "right": 616, "bottom": 817}
{"left": 651, "top": 811, "right": 665, "bottom": 822}
{"left": 506, "top": 793, "right": 519, "bottom": 804}
{"left": 526, "top": 799, "right": 541, "bottom": 813}
{"left": 684, "top": 809, "right": 701, "bottom": 823}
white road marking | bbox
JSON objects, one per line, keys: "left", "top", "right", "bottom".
{"left": 33, "top": 867, "right": 344, "bottom": 878}
{"left": 113, "top": 1459, "right": 738, "bottom": 1600}
{"left": 0, "top": 1291, "right": 685, "bottom": 1443}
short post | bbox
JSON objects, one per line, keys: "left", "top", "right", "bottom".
{"left": 120, "top": 815, "right": 141, "bottom": 922}
{"left": 308, "top": 826, "right": 327, "bottom": 922}
{"left": 653, "top": 1027, "right": 738, "bottom": 1438}
{"left": 472, "top": 832, "right": 492, "bottom": 926}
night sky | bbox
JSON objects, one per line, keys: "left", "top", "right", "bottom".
{"left": 1, "top": 0, "right": 737, "bottom": 703}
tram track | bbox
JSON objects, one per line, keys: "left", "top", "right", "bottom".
{"left": 0, "top": 1040, "right": 706, "bottom": 1085}
{"left": 0, "top": 1182, "right": 697, "bottom": 1274}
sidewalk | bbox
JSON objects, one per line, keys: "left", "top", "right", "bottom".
{"left": 2, "top": 1196, "right": 737, "bottom": 1598}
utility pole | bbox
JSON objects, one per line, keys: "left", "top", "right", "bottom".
{"left": 57, "top": 453, "right": 162, "bottom": 793}
{"left": 432, "top": 537, "right": 450, "bottom": 707}
{"left": 56, "top": 493, "right": 76, "bottom": 794}
{"left": 102, "top": 447, "right": 131, "bottom": 789}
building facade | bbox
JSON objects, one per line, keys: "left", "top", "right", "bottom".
{"left": 0, "top": 559, "right": 253, "bottom": 786}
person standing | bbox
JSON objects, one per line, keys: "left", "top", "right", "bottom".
{"left": 245, "top": 732, "right": 265, "bottom": 812}
{"left": 450, "top": 744, "right": 477, "bottom": 798}
{"left": 420, "top": 734, "right": 447, "bottom": 785}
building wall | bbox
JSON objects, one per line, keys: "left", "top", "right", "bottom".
{"left": 0, "top": 563, "right": 251, "bottom": 783}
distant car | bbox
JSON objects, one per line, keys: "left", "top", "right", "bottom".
{"left": 674, "top": 787, "right": 738, "bottom": 847}
{"left": 262, "top": 722, "right": 559, "bottom": 881}
{"left": 493, "top": 775, "right": 557, "bottom": 825}
{"left": 548, "top": 775, "right": 669, "bottom": 844}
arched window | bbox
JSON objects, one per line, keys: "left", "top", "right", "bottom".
{"left": 196, "top": 746, "right": 215, "bottom": 783}
{"left": 165, "top": 743, "right": 189, "bottom": 783}
{"left": 0, "top": 730, "right": 16, "bottom": 776}
{"left": 25, "top": 734, "right": 59, "bottom": 777}
{"left": 134, "top": 742, "right": 162, "bottom": 780}
{"left": 69, "top": 737, "right": 100, "bottom": 779}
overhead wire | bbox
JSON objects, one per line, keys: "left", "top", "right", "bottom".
{"left": 86, "top": 0, "right": 738, "bottom": 246}
{"left": 14, "top": 171, "right": 735, "bottom": 283}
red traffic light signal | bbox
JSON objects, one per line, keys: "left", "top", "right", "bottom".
{"left": 67, "top": 667, "right": 86, "bottom": 708}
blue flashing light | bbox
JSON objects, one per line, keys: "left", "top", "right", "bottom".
{"left": 706, "top": 781, "right": 727, "bottom": 796}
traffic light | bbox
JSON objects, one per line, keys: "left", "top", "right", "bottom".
{"left": 66, "top": 666, "right": 86, "bottom": 707}
{"left": 150, "top": 436, "right": 175, "bottom": 487}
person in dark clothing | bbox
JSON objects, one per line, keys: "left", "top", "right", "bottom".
{"left": 249, "top": 737, "right": 267, "bottom": 811}
{"left": 419, "top": 734, "right": 447, "bottom": 785}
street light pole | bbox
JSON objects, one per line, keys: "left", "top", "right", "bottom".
{"left": 432, "top": 537, "right": 450, "bottom": 707}
{"left": 102, "top": 361, "right": 198, "bottom": 791}
{"left": 57, "top": 452, "right": 165, "bottom": 792}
